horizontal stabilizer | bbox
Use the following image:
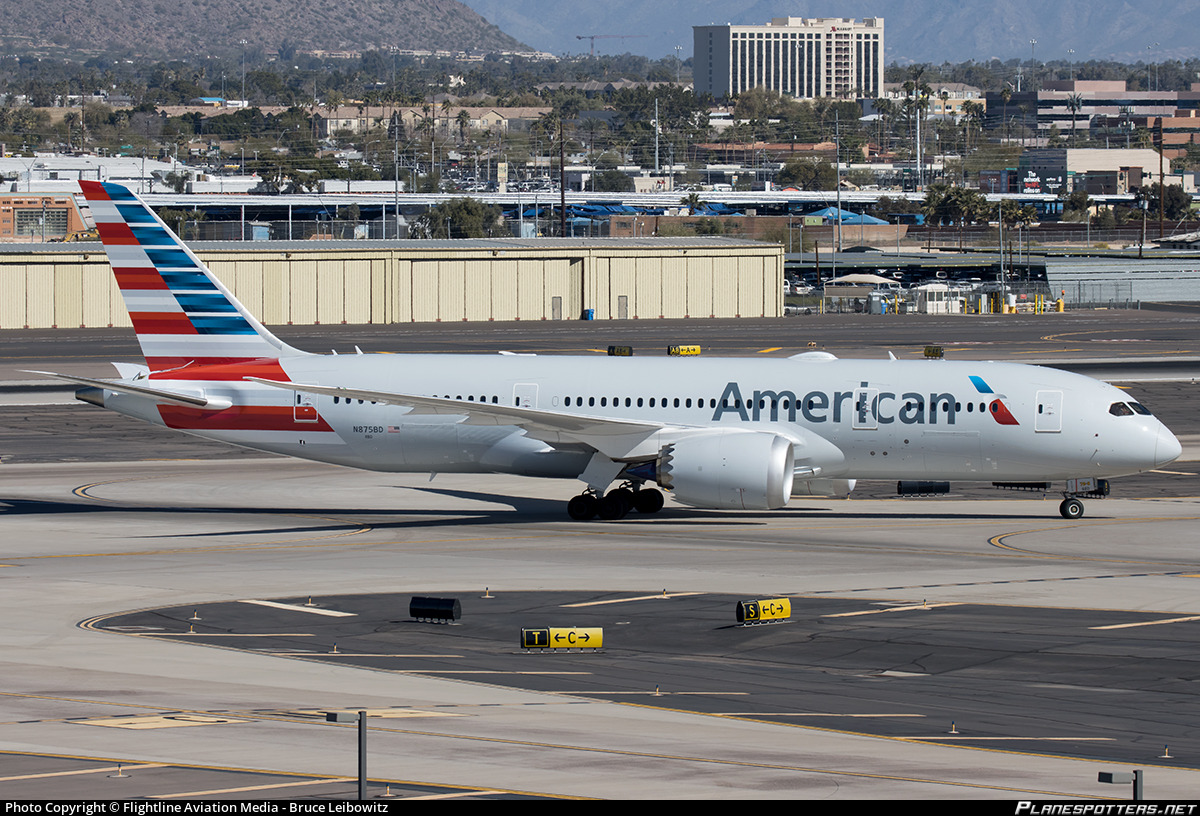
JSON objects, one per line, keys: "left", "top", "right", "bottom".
{"left": 25, "top": 370, "right": 232, "bottom": 411}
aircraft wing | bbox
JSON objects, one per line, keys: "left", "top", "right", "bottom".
{"left": 246, "top": 377, "right": 673, "bottom": 459}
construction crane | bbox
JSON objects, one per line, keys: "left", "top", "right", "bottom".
{"left": 576, "top": 34, "right": 648, "bottom": 57}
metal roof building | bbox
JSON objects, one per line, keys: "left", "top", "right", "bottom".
{"left": 0, "top": 237, "right": 783, "bottom": 330}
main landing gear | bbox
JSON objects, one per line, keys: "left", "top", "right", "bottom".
{"left": 567, "top": 483, "right": 665, "bottom": 521}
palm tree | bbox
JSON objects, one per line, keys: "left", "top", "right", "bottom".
{"left": 1065, "top": 93, "right": 1084, "bottom": 147}
{"left": 456, "top": 109, "right": 471, "bottom": 146}
{"left": 1000, "top": 86, "right": 1012, "bottom": 142}
{"left": 960, "top": 101, "right": 983, "bottom": 150}
{"left": 873, "top": 97, "right": 894, "bottom": 155}
{"left": 63, "top": 110, "right": 80, "bottom": 151}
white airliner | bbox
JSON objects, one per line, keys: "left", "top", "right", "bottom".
{"left": 38, "top": 181, "right": 1181, "bottom": 521}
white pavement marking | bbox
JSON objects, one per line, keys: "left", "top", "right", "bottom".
{"left": 1091, "top": 615, "right": 1200, "bottom": 630}
{"left": 240, "top": 600, "right": 357, "bottom": 617}
{"left": 823, "top": 602, "right": 963, "bottom": 618}
{"left": 561, "top": 592, "right": 706, "bottom": 607}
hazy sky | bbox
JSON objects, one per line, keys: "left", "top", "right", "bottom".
{"left": 463, "top": 0, "right": 1196, "bottom": 65}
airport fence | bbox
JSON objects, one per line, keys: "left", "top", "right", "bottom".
{"left": 1055, "top": 280, "right": 1138, "bottom": 310}
{"left": 911, "top": 222, "right": 1200, "bottom": 249}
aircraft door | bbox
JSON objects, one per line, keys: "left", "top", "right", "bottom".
{"left": 1035, "top": 390, "right": 1063, "bottom": 432}
{"left": 852, "top": 387, "right": 879, "bottom": 430}
{"left": 294, "top": 391, "right": 319, "bottom": 422}
{"left": 513, "top": 383, "right": 538, "bottom": 409}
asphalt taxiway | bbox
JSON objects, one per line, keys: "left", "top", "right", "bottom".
{"left": 3, "top": 310, "right": 1200, "bottom": 799}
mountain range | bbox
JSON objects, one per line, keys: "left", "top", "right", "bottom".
{"left": 0, "top": 0, "right": 1191, "bottom": 68}
{"left": 0, "top": 0, "right": 528, "bottom": 59}
{"left": 463, "top": 0, "right": 1199, "bottom": 64}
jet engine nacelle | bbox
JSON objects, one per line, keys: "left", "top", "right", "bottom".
{"left": 792, "top": 478, "right": 857, "bottom": 497}
{"left": 657, "top": 431, "right": 795, "bottom": 510}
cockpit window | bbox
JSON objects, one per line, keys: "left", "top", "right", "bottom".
{"left": 1109, "top": 402, "right": 1135, "bottom": 417}
{"left": 1129, "top": 402, "right": 1152, "bottom": 416}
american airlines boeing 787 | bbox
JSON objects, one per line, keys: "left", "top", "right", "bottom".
{"left": 38, "top": 181, "right": 1181, "bottom": 521}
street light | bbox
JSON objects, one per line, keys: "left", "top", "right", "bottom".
{"left": 240, "top": 39, "right": 247, "bottom": 103}
{"left": 325, "top": 710, "right": 369, "bottom": 800}
{"left": 1029, "top": 39, "right": 1038, "bottom": 90}
{"left": 1146, "top": 43, "right": 1160, "bottom": 92}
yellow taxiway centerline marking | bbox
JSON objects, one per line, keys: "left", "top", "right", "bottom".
{"left": 715, "top": 713, "right": 926, "bottom": 718}
{"left": 135, "top": 633, "right": 316, "bottom": 637}
{"left": 151, "top": 778, "right": 352, "bottom": 799}
{"left": 918, "top": 736, "right": 1115, "bottom": 741}
{"left": 548, "top": 691, "right": 749, "bottom": 695}
{"left": 758, "top": 347, "right": 782, "bottom": 353}
{"left": 264, "top": 652, "right": 464, "bottom": 658}
{"left": 391, "top": 670, "right": 594, "bottom": 675}
{"left": 0, "top": 764, "right": 168, "bottom": 782}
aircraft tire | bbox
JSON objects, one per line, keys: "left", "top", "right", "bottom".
{"left": 567, "top": 494, "right": 598, "bottom": 521}
{"left": 632, "top": 488, "right": 665, "bottom": 514}
{"left": 609, "top": 487, "right": 635, "bottom": 506}
{"left": 596, "top": 493, "right": 631, "bottom": 520}
{"left": 1059, "top": 498, "right": 1085, "bottom": 520}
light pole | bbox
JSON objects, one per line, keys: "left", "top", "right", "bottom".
{"left": 835, "top": 111, "right": 843, "bottom": 252}
{"left": 325, "top": 710, "right": 369, "bottom": 800}
{"left": 240, "top": 39, "right": 247, "bottom": 103}
{"left": 1146, "top": 43, "right": 1159, "bottom": 91}
{"left": 1066, "top": 49, "right": 1075, "bottom": 82}
{"left": 1029, "top": 39, "right": 1037, "bottom": 91}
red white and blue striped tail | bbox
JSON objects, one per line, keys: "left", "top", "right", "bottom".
{"left": 79, "top": 180, "right": 306, "bottom": 373}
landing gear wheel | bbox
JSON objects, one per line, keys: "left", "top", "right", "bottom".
{"left": 567, "top": 494, "right": 598, "bottom": 521}
{"left": 1059, "top": 498, "right": 1085, "bottom": 520}
{"left": 632, "top": 488, "right": 664, "bottom": 514}
{"left": 608, "top": 487, "right": 635, "bottom": 507}
{"left": 596, "top": 491, "right": 631, "bottom": 520}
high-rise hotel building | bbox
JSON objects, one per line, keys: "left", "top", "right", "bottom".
{"left": 693, "top": 17, "right": 884, "bottom": 100}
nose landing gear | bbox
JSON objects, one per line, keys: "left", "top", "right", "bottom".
{"left": 1058, "top": 478, "right": 1109, "bottom": 519}
{"left": 1059, "top": 497, "right": 1085, "bottom": 519}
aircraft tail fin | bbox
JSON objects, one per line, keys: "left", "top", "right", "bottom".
{"left": 79, "top": 181, "right": 305, "bottom": 372}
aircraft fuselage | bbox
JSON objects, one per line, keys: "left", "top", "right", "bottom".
{"left": 98, "top": 353, "right": 1178, "bottom": 484}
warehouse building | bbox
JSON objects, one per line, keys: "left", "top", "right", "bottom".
{"left": 0, "top": 238, "right": 783, "bottom": 329}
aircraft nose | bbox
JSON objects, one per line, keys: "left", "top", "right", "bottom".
{"left": 1156, "top": 424, "right": 1183, "bottom": 468}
